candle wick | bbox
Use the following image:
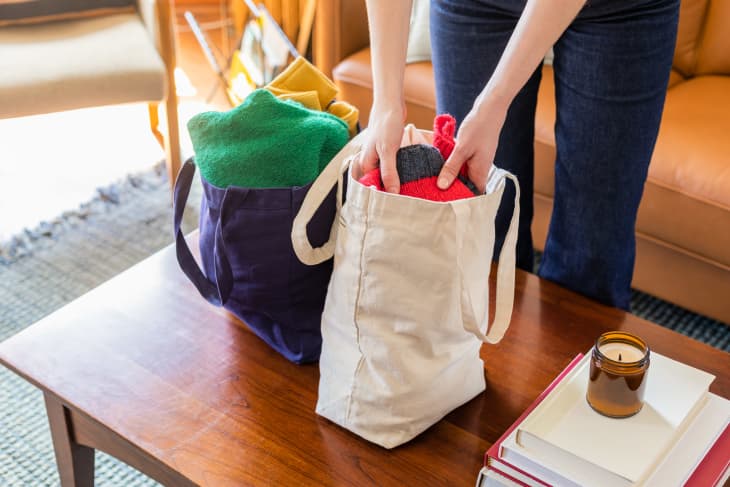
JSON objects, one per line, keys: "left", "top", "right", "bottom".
{"left": 619, "top": 353, "right": 622, "bottom": 362}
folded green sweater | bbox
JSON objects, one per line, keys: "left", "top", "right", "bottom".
{"left": 187, "top": 89, "right": 350, "bottom": 189}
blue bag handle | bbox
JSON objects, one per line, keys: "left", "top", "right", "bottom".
{"left": 173, "top": 158, "right": 233, "bottom": 306}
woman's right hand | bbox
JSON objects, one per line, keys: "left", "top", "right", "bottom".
{"left": 358, "top": 104, "right": 406, "bottom": 194}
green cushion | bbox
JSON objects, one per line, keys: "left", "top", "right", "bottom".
{"left": 187, "top": 89, "right": 350, "bottom": 189}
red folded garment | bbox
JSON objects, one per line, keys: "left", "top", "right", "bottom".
{"left": 358, "top": 168, "right": 385, "bottom": 190}
{"left": 434, "top": 113, "right": 472, "bottom": 180}
{"left": 401, "top": 176, "right": 476, "bottom": 201}
{"left": 433, "top": 113, "right": 456, "bottom": 160}
{"left": 358, "top": 168, "right": 476, "bottom": 201}
{"left": 357, "top": 142, "right": 478, "bottom": 202}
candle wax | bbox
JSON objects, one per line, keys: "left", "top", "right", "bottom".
{"left": 598, "top": 342, "right": 645, "bottom": 363}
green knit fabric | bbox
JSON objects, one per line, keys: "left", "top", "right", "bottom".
{"left": 187, "top": 89, "right": 350, "bottom": 189}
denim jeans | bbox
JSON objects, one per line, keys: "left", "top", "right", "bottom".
{"left": 431, "top": 0, "right": 679, "bottom": 309}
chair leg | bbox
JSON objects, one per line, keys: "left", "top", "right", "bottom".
{"left": 148, "top": 99, "right": 181, "bottom": 189}
{"left": 157, "top": 0, "right": 182, "bottom": 191}
{"left": 148, "top": 102, "right": 164, "bottom": 147}
{"left": 163, "top": 93, "right": 182, "bottom": 189}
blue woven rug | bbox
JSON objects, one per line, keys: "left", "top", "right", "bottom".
{"left": 0, "top": 164, "right": 727, "bottom": 486}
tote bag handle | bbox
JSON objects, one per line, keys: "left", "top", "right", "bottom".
{"left": 292, "top": 130, "right": 367, "bottom": 265}
{"left": 456, "top": 169, "right": 520, "bottom": 344}
{"left": 173, "top": 159, "right": 233, "bottom": 306}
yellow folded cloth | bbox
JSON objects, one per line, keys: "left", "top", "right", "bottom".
{"left": 269, "top": 88, "right": 322, "bottom": 111}
{"left": 266, "top": 56, "right": 359, "bottom": 136}
{"left": 267, "top": 57, "right": 337, "bottom": 110}
{"left": 327, "top": 101, "right": 359, "bottom": 136}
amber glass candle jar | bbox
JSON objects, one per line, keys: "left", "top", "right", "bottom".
{"left": 586, "top": 331, "right": 650, "bottom": 418}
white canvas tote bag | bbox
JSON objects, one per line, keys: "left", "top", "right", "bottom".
{"left": 291, "top": 126, "right": 520, "bottom": 448}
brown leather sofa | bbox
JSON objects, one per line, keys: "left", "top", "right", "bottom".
{"left": 313, "top": 0, "right": 730, "bottom": 324}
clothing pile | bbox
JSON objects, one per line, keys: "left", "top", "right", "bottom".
{"left": 188, "top": 57, "right": 357, "bottom": 189}
{"left": 358, "top": 114, "right": 481, "bottom": 201}
{"left": 267, "top": 57, "right": 359, "bottom": 137}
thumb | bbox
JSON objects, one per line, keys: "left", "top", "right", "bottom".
{"left": 438, "top": 146, "right": 467, "bottom": 190}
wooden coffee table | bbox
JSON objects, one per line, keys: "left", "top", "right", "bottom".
{"left": 1, "top": 235, "right": 728, "bottom": 486}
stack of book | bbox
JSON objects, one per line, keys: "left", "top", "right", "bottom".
{"left": 477, "top": 353, "right": 730, "bottom": 487}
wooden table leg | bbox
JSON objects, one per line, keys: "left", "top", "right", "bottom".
{"left": 44, "top": 393, "right": 95, "bottom": 487}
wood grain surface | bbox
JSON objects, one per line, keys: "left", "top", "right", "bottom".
{"left": 1, "top": 234, "right": 728, "bottom": 486}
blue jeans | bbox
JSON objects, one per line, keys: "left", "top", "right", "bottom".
{"left": 431, "top": 0, "right": 679, "bottom": 309}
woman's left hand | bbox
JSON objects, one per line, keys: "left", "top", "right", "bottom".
{"left": 437, "top": 97, "right": 509, "bottom": 193}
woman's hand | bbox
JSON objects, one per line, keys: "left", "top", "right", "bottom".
{"left": 358, "top": 104, "right": 406, "bottom": 193}
{"left": 437, "top": 97, "right": 509, "bottom": 194}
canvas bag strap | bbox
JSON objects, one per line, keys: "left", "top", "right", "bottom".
{"left": 292, "top": 130, "right": 367, "bottom": 265}
{"left": 173, "top": 159, "right": 231, "bottom": 306}
{"left": 456, "top": 170, "right": 520, "bottom": 344}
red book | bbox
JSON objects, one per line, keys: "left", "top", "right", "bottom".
{"left": 483, "top": 354, "right": 584, "bottom": 487}
{"left": 685, "top": 423, "right": 730, "bottom": 487}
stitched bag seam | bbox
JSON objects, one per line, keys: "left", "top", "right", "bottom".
{"left": 344, "top": 190, "right": 369, "bottom": 425}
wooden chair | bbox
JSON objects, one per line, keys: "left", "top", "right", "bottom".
{"left": 0, "top": 0, "right": 182, "bottom": 187}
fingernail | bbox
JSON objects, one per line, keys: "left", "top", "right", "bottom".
{"left": 437, "top": 177, "right": 448, "bottom": 189}
{"left": 387, "top": 186, "right": 399, "bottom": 194}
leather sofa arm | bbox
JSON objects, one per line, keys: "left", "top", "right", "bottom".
{"left": 313, "top": 0, "right": 370, "bottom": 78}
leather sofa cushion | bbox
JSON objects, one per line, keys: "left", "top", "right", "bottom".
{"left": 672, "top": 0, "right": 730, "bottom": 77}
{"left": 644, "top": 76, "right": 730, "bottom": 266}
{"left": 695, "top": 0, "right": 730, "bottom": 75}
{"left": 672, "top": 0, "right": 709, "bottom": 77}
{"left": 333, "top": 48, "right": 436, "bottom": 128}
{"left": 536, "top": 67, "right": 730, "bottom": 267}
{"left": 653, "top": 76, "right": 730, "bottom": 210}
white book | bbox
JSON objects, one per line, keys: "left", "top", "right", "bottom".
{"left": 514, "top": 352, "right": 715, "bottom": 486}
{"left": 645, "top": 393, "right": 730, "bottom": 486}
{"left": 501, "top": 432, "right": 585, "bottom": 486}
{"left": 476, "top": 467, "right": 524, "bottom": 487}
{"left": 500, "top": 392, "right": 729, "bottom": 486}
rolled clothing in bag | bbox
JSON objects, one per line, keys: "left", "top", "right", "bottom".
{"left": 173, "top": 90, "right": 357, "bottom": 364}
{"left": 292, "top": 126, "right": 520, "bottom": 447}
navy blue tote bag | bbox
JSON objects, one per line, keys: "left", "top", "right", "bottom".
{"left": 173, "top": 139, "right": 359, "bottom": 363}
